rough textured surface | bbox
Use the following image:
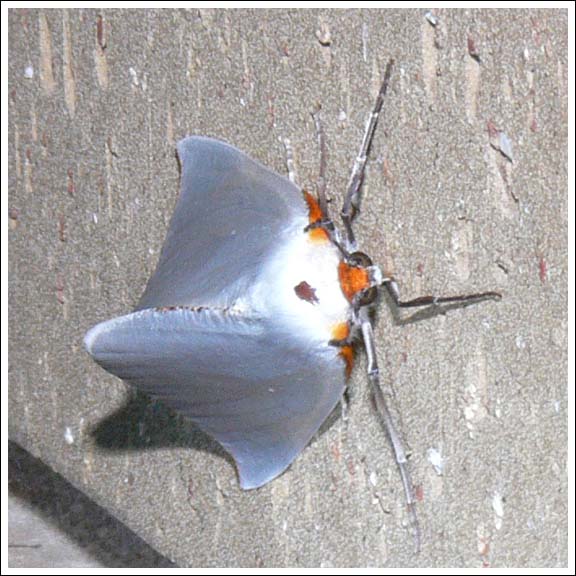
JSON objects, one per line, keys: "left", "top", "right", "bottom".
{"left": 9, "top": 8, "right": 567, "bottom": 567}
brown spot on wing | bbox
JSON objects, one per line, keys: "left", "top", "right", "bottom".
{"left": 294, "top": 280, "right": 319, "bottom": 304}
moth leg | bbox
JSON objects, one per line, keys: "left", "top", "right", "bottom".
{"left": 383, "top": 277, "right": 501, "bottom": 309}
{"left": 311, "top": 104, "right": 329, "bottom": 218}
{"left": 341, "top": 59, "right": 394, "bottom": 252}
{"left": 341, "top": 386, "right": 350, "bottom": 422}
{"left": 328, "top": 336, "right": 352, "bottom": 422}
{"left": 282, "top": 138, "right": 298, "bottom": 184}
{"left": 359, "top": 307, "right": 421, "bottom": 553}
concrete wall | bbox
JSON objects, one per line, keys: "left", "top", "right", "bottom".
{"left": 9, "top": 9, "right": 567, "bottom": 567}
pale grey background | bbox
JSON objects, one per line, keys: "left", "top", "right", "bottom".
{"left": 9, "top": 8, "right": 567, "bottom": 567}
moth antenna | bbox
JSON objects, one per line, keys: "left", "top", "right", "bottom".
{"left": 311, "top": 104, "right": 330, "bottom": 218}
{"left": 341, "top": 58, "right": 394, "bottom": 252}
{"left": 359, "top": 309, "right": 421, "bottom": 553}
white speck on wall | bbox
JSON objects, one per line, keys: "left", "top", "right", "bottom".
{"left": 424, "top": 11, "right": 438, "bottom": 26}
{"left": 369, "top": 471, "right": 378, "bottom": 486}
{"left": 64, "top": 426, "right": 74, "bottom": 445}
{"left": 24, "top": 66, "right": 34, "bottom": 78}
{"left": 427, "top": 447, "right": 444, "bottom": 475}
{"left": 495, "top": 403, "right": 502, "bottom": 418}
{"left": 498, "top": 132, "right": 514, "bottom": 162}
{"left": 515, "top": 334, "right": 526, "bottom": 349}
{"left": 315, "top": 22, "right": 332, "bottom": 46}
{"left": 492, "top": 491, "right": 504, "bottom": 530}
{"left": 489, "top": 126, "right": 514, "bottom": 162}
{"left": 129, "top": 66, "right": 139, "bottom": 87}
{"left": 338, "top": 110, "right": 347, "bottom": 122}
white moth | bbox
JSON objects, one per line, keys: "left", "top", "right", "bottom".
{"left": 85, "top": 61, "right": 499, "bottom": 549}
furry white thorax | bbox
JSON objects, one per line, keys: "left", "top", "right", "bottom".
{"left": 247, "top": 216, "right": 351, "bottom": 347}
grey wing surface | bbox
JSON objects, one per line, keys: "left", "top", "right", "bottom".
{"left": 85, "top": 307, "right": 346, "bottom": 489}
{"left": 137, "top": 137, "right": 306, "bottom": 310}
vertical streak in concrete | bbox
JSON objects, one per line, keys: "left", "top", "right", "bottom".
{"left": 421, "top": 18, "right": 437, "bottom": 102}
{"left": 30, "top": 106, "right": 38, "bottom": 142}
{"left": 105, "top": 138, "right": 114, "bottom": 217}
{"left": 14, "top": 125, "right": 22, "bottom": 180}
{"left": 39, "top": 13, "right": 56, "bottom": 95}
{"left": 62, "top": 11, "right": 76, "bottom": 117}
{"left": 24, "top": 148, "right": 33, "bottom": 194}
{"left": 465, "top": 55, "right": 481, "bottom": 123}
{"left": 94, "top": 14, "right": 109, "bottom": 90}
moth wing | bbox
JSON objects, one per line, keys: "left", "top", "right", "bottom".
{"left": 85, "top": 307, "right": 346, "bottom": 489}
{"left": 137, "top": 137, "right": 306, "bottom": 310}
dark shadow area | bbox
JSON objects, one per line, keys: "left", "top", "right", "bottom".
{"left": 91, "top": 386, "right": 345, "bottom": 466}
{"left": 8, "top": 442, "right": 176, "bottom": 568}
{"left": 90, "top": 389, "right": 235, "bottom": 468}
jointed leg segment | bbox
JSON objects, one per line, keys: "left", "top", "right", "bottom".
{"left": 383, "top": 278, "right": 502, "bottom": 309}
{"left": 359, "top": 308, "right": 421, "bottom": 553}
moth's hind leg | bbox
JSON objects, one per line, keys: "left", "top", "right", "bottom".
{"left": 383, "top": 277, "right": 501, "bottom": 309}
{"left": 359, "top": 307, "right": 421, "bottom": 553}
{"left": 341, "top": 59, "right": 394, "bottom": 253}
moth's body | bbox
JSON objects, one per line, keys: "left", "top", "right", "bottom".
{"left": 249, "top": 198, "right": 355, "bottom": 365}
{"left": 85, "top": 61, "right": 498, "bottom": 548}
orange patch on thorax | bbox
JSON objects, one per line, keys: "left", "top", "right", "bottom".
{"left": 338, "top": 261, "right": 370, "bottom": 302}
